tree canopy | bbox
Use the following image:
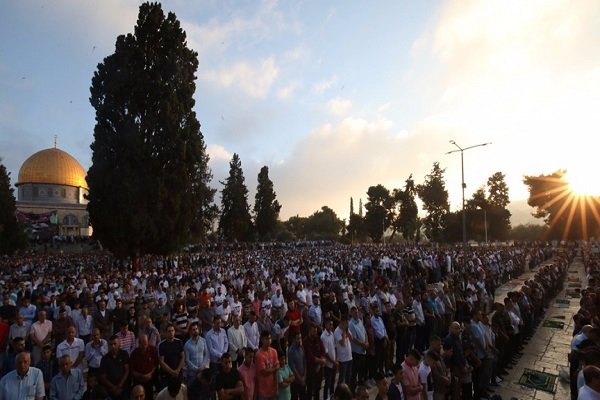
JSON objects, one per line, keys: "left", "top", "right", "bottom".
{"left": 254, "top": 166, "right": 281, "bottom": 240}
{"left": 87, "top": 2, "right": 216, "bottom": 257}
{"left": 417, "top": 162, "right": 450, "bottom": 242}
{"left": 0, "top": 161, "right": 27, "bottom": 255}
{"left": 219, "top": 153, "right": 253, "bottom": 241}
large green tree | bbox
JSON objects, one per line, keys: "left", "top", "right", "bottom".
{"left": 392, "top": 174, "right": 420, "bottom": 241}
{"left": 417, "top": 162, "right": 450, "bottom": 242}
{"left": 304, "top": 206, "right": 345, "bottom": 240}
{"left": 364, "top": 184, "right": 394, "bottom": 242}
{"left": 0, "top": 161, "right": 27, "bottom": 254}
{"left": 219, "top": 154, "right": 253, "bottom": 241}
{"left": 87, "top": 2, "right": 215, "bottom": 256}
{"left": 253, "top": 166, "right": 281, "bottom": 240}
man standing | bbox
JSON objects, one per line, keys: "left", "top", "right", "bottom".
{"left": 238, "top": 348, "right": 256, "bottom": 400}
{"left": 130, "top": 334, "right": 158, "bottom": 400}
{"left": 140, "top": 317, "right": 161, "bottom": 349}
{"left": 50, "top": 355, "right": 85, "bottom": 400}
{"left": 215, "top": 353, "right": 244, "bottom": 400}
{"left": 206, "top": 316, "right": 229, "bottom": 373}
{"left": 227, "top": 316, "right": 247, "bottom": 367}
{"left": 56, "top": 326, "right": 85, "bottom": 372}
{"left": 244, "top": 311, "right": 260, "bottom": 352}
{"left": 255, "top": 330, "right": 279, "bottom": 400}
{"left": 0, "top": 352, "right": 45, "bottom": 400}
{"left": 100, "top": 335, "right": 130, "bottom": 400}
{"left": 334, "top": 317, "right": 353, "bottom": 386}
{"left": 304, "top": 324, "right": 327, "bottom": 400}
{"left": 371, "top": 304, "right": 389, "bottom": 377}
{"left": 158, "top": 324, "right": 185, "bottom": 391}
{"left": 349, "top": 306, "right": 368, "bottom": 390}
{"left": 93, "top": 300, "right": 112, "bottom": 340}
{"left": 321, "top": 319, "right": 338, "bottom": 400}
{"left": 29, "top": 310, "right": 52, "bottom": 365}
{"left": 85, "top": 328, "right": 108, "bottom": 377}
{"left": 184, "top": 322, "right": 209, "bottom": 384}
{"left": 287, "top": 331, "right": 307, "bottom": 400}
{"left": 116, "top": 322, "right": 136, "bottom": 355}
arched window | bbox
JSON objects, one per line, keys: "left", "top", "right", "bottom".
{"left": 62, "top": 214, "right": 79, "bottom": 225}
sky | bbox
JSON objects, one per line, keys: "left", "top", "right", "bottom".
{"left": 2, "top": 0, "right": 600, "bottom": 226}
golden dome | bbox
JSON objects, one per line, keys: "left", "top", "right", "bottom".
{"left": 17, "top": 147, "right": 88, "bottom": 189}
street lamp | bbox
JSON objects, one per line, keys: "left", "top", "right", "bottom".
{"left": 446, "top": 140, "right": 492, "bottom": 250}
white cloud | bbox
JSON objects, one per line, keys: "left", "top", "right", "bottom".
{"left": 406, "top": 0, "right": 600, "bottom": 206}
{"left": 200, "top": 57, "right": 280, "bottom": 98}
{"left": 207, "top": 144, "right": 232, "bottom": 161}
{"left": 277, "top": 80, "right": 302, "bottom": 99}
{"left": 312, "top": 75, "right": 338, "bottom": 95}
{"left": 327, "top": 97, "right": 352, "bottom": 116}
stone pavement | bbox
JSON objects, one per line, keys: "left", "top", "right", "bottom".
{"left": 489, "top": 256, "right": 584, "bottom": 400}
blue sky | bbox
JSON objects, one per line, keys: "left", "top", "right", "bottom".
{"left": 2, "top": 0, "right": 600, "bottom": 225}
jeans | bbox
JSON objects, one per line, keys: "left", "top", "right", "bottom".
{"left": 338, "top": 360, "right": 352, "bottom": 386}
{"left": 323, "top": 366, "right": 335, "bottom": 400}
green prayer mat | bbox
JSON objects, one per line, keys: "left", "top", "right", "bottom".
{"left": 551, "top": 315, "right": 566, "bottom": 319}
{"left": 543, "top": 320, "right": 565, "bottom": 329}
{"left": 518, "top": 368, "right": 558, "bottom": 393}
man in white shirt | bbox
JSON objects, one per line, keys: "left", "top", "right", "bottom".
{"left": 321, "top": 319, "right": 338, "bottom": 400}
{"left": 227, "top": 315, "right": 247, "bottom": 367}
{"left": 334, "top": 317, "right": 353, "bottom": 385}
{"left": 56, "top": 325, "right": 86, "bottom": 371}
{"left": 244, "top": 311, "right": 260, "bottom": 351}
{"left": 29, "top": 310, "right": 52, "bottom": 364}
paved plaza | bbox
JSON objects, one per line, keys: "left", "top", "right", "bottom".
{"left": 488, "top": 256, "right": 583, "bottom": 400}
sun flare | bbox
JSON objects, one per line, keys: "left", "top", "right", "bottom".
{"left": 565, "top": 170, "right": 600, "bottom": 197}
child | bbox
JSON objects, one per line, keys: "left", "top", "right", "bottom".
{"left": 277, "top": 351, "right": 295, "bottom": 400}
{"left": 238, "top": 348, "right": 256, "bottom": 400}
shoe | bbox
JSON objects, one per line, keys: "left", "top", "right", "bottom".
{"left": 495, "top": 376, "right": 504, "bottom": 383}
{"left": 366, "top": 379, "right": 375, "bottom": 387}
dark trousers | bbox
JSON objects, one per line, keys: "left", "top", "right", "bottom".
{"left": 338, "top": 360, "right": 352, "bottom": 386}
{"left": 351, "top": 352, "right": 367, "bottom": 389}
{"left": 374, "top": 338, "right": 386, "bottom": 374}
{"left": 306, "top": 367, "right": 323, "bottom": 400}
{"left": 291, "top": 381, "right": 307, "bottom": 400}
{"left": 323, "top": 366, "right": 335, "bottom": 400}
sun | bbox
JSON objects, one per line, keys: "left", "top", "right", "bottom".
{"left": 565, "top": 170, "right": 600, "bottom": 197}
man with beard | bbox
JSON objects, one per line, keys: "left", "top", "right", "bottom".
{"left": 184, "top": 322, "right": 209, "bottom": 384}
{"left": 158, "top": 324, "right": 185, "bottom": 391}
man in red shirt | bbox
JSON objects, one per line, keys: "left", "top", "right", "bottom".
{"left": 286, "top": 300, "right": 302, "bottom": 336}
{"left": 130, "top": 334, "right": 158, "bottom": 400}
{"left": 304, "top": 324, "right": 327, "bottom": 400}
{"left": 255, "top": 330, "right": 279, "bottom": 400}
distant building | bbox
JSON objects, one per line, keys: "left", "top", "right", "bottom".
{"left": 15, "top": 146, "right": 90, "bottom": 237}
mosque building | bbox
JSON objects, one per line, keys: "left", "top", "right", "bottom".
{"left": 15, "top": 145, "right": 90, "bottom": 237}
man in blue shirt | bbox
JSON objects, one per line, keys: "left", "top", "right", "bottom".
{"left": 184, "top": 322, "right": 209, "bottom": 384}
{"left": 0, "top": 351, "right": 45, "bottom": 400}
{"left": 349, "top": 306, "right": 368, "bottom": 390}
{"left": 50, "top": 354, "right": 85, "bottom": 400}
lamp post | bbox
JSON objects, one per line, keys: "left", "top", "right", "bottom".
{"left": 446, "top": 140, "right": 491, "bottom": 250}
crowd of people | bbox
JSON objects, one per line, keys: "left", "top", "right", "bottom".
{"left": 569, "top": 246, "right": 600, "bottom": 400}
{"left": 0, "top": 242, "right": 568, "bottom": 400}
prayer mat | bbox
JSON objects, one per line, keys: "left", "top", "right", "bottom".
{"left": 518, "top": 368, "right": 558, "bottom": 393}
{"left": 568, "top": 283, "right": 582, "bottom": 288}
{"left": 567, "top": 290, "right": 581, "bottom": 298}
{"left": 551, "top": 315, "right": 566, "bottom": 319}
{"left": 555, "top": 299, "right": 570, "bottom": 305}
{"left": 554, "top": 303, "right": 569, "bottom": 308}
{"left": 542, "top": 320, "right": 565, "bottom": 329}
